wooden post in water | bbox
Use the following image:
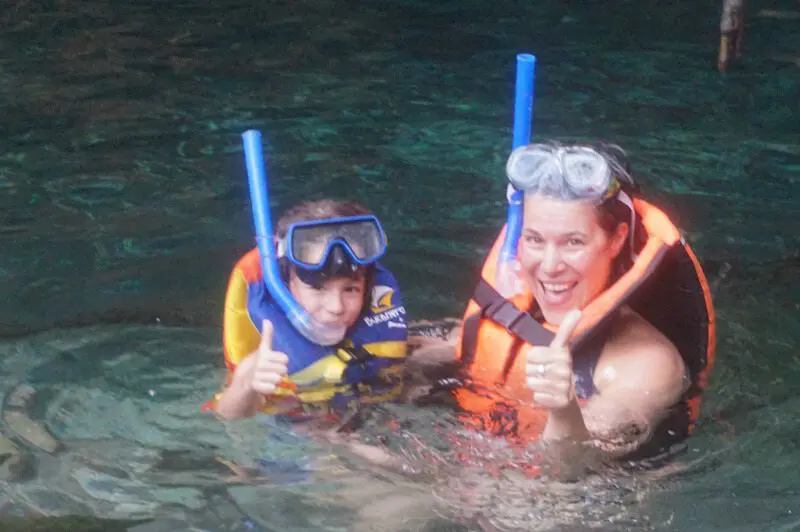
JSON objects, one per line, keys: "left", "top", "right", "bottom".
{"left": 718, "top": 0, "right": 746, "bottom": 73}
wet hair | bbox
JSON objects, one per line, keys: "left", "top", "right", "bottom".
{"left": 275, "top": 198, "right": 377, "bottom": 312}
{"left": 588, "top": 143, "right": 643, "bottom": 278}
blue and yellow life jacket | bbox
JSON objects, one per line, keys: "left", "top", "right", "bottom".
{"left": 209, "top": 248, "right": 409, "bottom": 415}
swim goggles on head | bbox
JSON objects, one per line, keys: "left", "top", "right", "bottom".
{"left": 278, "top": 215, "right": 387, "bottom": 283}
{"left": 506, "top": 143, "right": 634, "bottom": 202}
{"left": 505, "top": 142, "right": 639, "bottom": 258}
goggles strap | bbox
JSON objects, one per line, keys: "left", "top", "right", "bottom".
{"left": 616, "top": 190, "right": 638, "bottom": 262}
{"left": 506, "top": 183, "right": 523, "bottom": 204}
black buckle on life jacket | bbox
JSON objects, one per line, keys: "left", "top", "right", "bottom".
{"left": 485, "top": 299, "right": 527, "bottom": 331}
{"left": 335, "top": 345, "right": 374, "bottom": 367}
{"left": 460, "top": 279, "right": 555, "bottom": 370}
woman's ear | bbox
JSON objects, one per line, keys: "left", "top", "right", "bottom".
{"left": 610, "top": 222, "right": 630, "bottom": 259}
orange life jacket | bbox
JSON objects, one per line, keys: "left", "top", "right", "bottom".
{"left": 453, "top": 198, "right": 716, "bottom": 451}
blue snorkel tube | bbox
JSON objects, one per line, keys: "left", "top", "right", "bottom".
{"left": 496, "top": 53, "right": 536, "bottom": 297}
{"left": 241, "top": 130, "right": 346, "bottom": 346}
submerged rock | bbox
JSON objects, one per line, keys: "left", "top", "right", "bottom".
{"left": 0, "top": 434, "right": 34, "bottom": 482}
{"left": 2, "top": 383, "right": 62, "bottom": 453}
{"left": 3, "top": 411, "right": 61, "bottom": 454}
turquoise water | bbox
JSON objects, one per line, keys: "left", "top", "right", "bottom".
{"left": 1, "top": 0, "right": 799, "bottom": 529}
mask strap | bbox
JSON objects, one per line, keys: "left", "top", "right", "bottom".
{"left": 616, "top": 190, "right": 638, "bottom": 262}
{"left": 506, "top": 183, "right": 522, "bottom": 204}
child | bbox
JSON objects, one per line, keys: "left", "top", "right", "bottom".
{"left": 211, "top": 199, "right": 408, "bottom": 422}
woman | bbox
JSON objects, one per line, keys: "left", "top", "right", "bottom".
{"left": 430, "top": 140, "right": 715, "bottom": 462}
{"left": 210, "top": 199, "right": 408, "bottom": 423}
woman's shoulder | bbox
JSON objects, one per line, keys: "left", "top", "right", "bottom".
{"left": 613, "top": 307, "right": 677, "bottom": 350}
{"left": 594, "top": 307, "right": 687, "bottom": 392}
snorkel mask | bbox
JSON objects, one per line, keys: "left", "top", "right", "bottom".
{"left": 505, "top": 142, "right": 638, "bottom": 256}
{"left": 241, "top": 130, "right": 386, "bottom": 346}
{"left": 278, "top": 215, "right": 387, "bottom": 288}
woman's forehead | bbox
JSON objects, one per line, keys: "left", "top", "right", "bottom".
{"left": 523, "top": 195, "right": 600, "bottom": 232}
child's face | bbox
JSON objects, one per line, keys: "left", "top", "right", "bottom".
{"left": 288, "top": 269, "right": 366, "bottom": 329}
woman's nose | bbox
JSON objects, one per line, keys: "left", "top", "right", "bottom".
{"left": 539, "top": 244, "right": 565, "bottom": 275}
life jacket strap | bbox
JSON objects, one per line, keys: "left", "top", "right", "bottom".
{"left": 335, "top": 344, "right": 402, "bottom": 390}
{"left": 461, "top": 279, "right": 555, "bottom": 369}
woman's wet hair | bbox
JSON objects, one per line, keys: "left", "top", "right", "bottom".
{"left": 589, "top": 143, "right": 642, "bottom": 280}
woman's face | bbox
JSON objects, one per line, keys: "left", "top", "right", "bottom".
{"left": 518, "top": 195, "right": 628, "bottom": 325}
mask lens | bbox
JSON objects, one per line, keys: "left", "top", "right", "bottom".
{"left": 506, "top": 145, "right": 560, "bottom": 191}
{"left": 291, "top": 225, "right": 334, "bottom": 266}
{"left": 507, "top": 144, "right": 615, "bottom": 201}
{"left": 288, "top": 217, "right": 386, "bottom": 268}
{"left": 332, "top": 220, "right": 383, "bottom": 260}
{"left": 561, "top": 147, "right": 612, "bottom": 197}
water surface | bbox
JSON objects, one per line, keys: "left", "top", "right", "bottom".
{"left": 1, "top": 0, "right": 799, "bottom": 530}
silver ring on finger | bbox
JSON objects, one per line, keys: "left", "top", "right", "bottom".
{"left": 537, "top": 363, "right": 546, "bottom": 377}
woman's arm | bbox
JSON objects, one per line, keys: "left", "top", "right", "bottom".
{"left": 402, "top": 322, "right": 462, "bottom": 402}
{"left": 531, "top": 309, "right": 688, "bottom": 478}
{"left": 581, "top": 336, "right": 688, "bottom": 457}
